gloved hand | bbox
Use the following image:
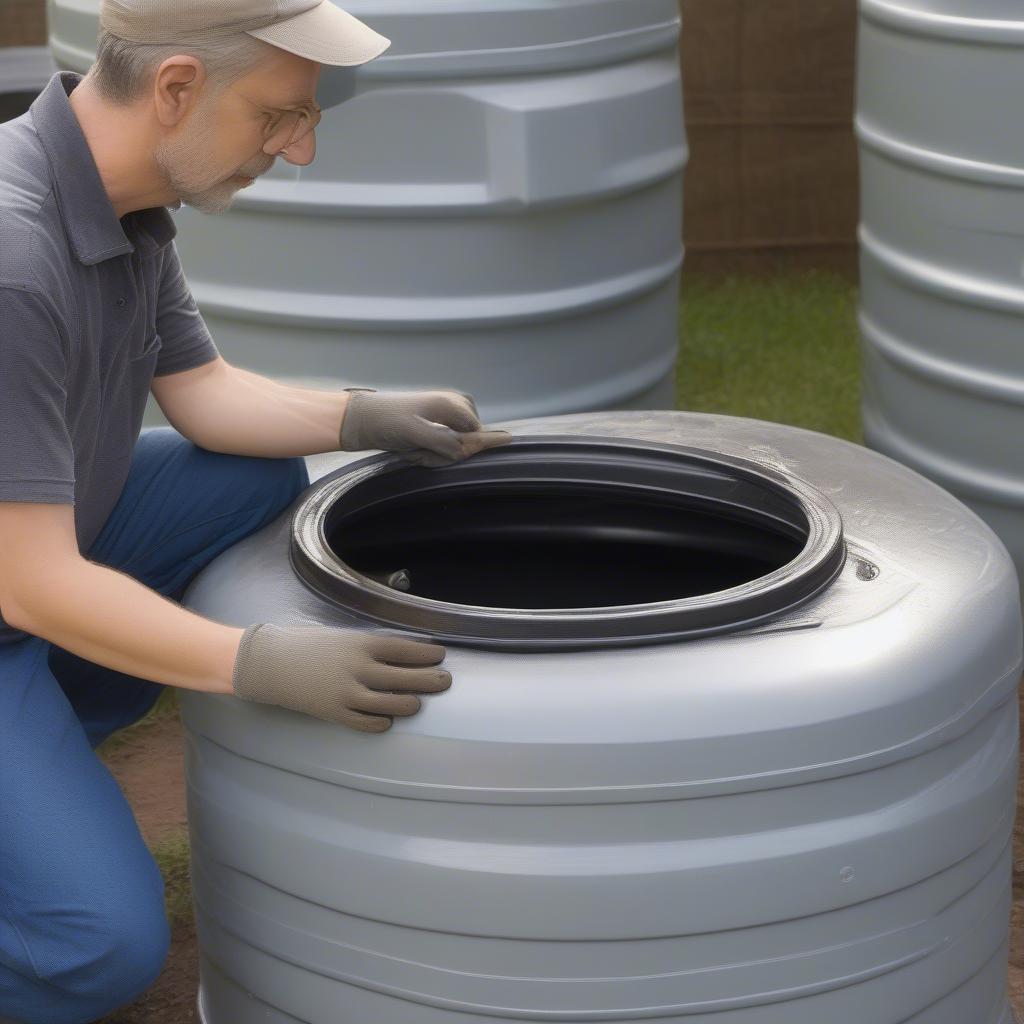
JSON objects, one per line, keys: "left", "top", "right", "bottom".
{"left": 339, "top": 388, "right": 513, "bottom": 467}
{"left": 231, "top": 623, "right": 451, "bottom": 732}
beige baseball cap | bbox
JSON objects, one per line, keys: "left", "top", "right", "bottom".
{"left": 100, "top": 0, "right": 391, "bottom": 67}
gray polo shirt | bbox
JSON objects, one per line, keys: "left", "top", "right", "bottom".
{"left": 0, "top": 72, "right": 220, "bottom": 645}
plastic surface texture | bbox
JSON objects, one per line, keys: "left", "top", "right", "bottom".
{"left": 182, "top": 410, "right": 1022, "bottom": 1023}
{"left": 0, "top": 46, "right": 56, "bottom": 95}
{"left": 857, "top": 0, "right": 1024, "bottom": 601}
{"left": 46, "top": 0, "right": 687, "bottom": 421}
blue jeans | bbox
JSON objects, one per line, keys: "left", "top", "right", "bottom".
{"left": 0, "top": 428, "right": 309, "bottom": 1024}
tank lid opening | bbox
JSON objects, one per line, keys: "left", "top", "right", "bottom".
{"left": 290, "top": 437, "right": 846, "bottom": 650}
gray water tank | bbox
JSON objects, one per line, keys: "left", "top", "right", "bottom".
{"left": 47, "top": 0, "right": 687, "bottom": 422}
{"left": 0, "top": 46, "right": 55, "bottom": 122}
{"left": 857, "top": 0, "right": 1024, "bottom": 598}
{"left": 181, "top": 409, "right": 1022, "bottom": 1024}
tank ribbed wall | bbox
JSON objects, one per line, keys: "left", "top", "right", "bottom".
{"left": 181, "top": 410, "right": 1022, "bottom": 1023}
{"left": 857, "top": 0, "right": 1024, "bottom": 592}
{"left": 47, "top": 0, "right": 687, "bottom": 421}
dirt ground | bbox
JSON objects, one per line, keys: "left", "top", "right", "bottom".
{"left": 96, "top": 698, "right": 1024, "bottom": 1024}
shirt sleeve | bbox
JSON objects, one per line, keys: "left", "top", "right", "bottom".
{"left": 152, "top": 241, "right": 220, "bottom": 378}
{"left": 0, "top": 284, "right": 75, "bottom": 503}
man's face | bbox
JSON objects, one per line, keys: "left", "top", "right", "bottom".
{"left": 155, "top": 47, "right": 321, "bottom": 215}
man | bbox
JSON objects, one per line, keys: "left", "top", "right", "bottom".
{"left": 0, "top": 1, "right": 511, "bottom": 1020}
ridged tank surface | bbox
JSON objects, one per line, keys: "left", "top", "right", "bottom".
{"left": 46, "top": 0, "right": 687, "bottom": 421}
{"left": 857, "top": 0, "right": 1024, "bottom": 602}
{"left": 0, "top": 46, "right": 55, "bottom": 123}
{"left": 181, "top": 410, "right": 1022, "bottom": 1023}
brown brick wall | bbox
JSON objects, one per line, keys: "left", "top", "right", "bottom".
{"left": 681, "top": 0, "right": 859, "bottom": 272}
{"left": 0, "top": 0, "right": 48, "bottom": 47}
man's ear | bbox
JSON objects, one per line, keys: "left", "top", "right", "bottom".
{"left": 153, "top": 55, "right": 208, "bottom": 128}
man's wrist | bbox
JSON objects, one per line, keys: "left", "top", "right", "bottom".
{"left": 216, "top": 625, "right": 249, "bottom": 696}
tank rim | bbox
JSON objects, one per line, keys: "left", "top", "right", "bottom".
{"left": 289, "top": 435, "right": 847, "bottom": 650}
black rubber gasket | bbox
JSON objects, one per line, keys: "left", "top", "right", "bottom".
{"left": 290, "top": 436, "right": 846, "bottom": 651}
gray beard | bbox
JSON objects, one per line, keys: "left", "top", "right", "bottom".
{"left": 154, "top": 111, "right": 270, "bottom": 215}
{"left": 169, "top": 176, "right": 242, "bottom": 215}
{"left": 155, "top": 146, "right": 245, "bottom": 215}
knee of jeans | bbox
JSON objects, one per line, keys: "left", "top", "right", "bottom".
{"left": 136, "top": 425, "right": 182, "bottom": 456}
{"left": 286, "top": 455, "right": 311, "bottom": 501}
{"left": 261, "top": 455, "right": 310, "bottom": 522}
{"left": 33, "top": 888, "right": 170, "bottom": 1020}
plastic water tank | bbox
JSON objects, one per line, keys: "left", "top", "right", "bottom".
{"left": 46, "top": 0, "right": 687, "bottom": 421}
{"left": 181, "top": 409, "right": 1022, "bottom": 1024}
{"left": 0, "top": 46, "right": 55, "bottom": 123}
{"left": 857, "top": 0, "right": 1024, "bottom": 599}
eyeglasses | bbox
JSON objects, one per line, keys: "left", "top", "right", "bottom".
{"left": 260, "top": 102, "right": 322, "bottom": 154}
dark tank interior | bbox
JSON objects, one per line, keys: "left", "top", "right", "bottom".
{"left": 327, "top": 482, "right": 804, "bottom": 609}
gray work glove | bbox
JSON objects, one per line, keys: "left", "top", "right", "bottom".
{"left": 339, "top": 388, "right": 513, "bottom": 467}
{"left": 231, "top": 623, "right": 451, "bottom": 733}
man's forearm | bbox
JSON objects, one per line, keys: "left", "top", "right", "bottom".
{"left": 162, "top": 360, "right": 352, "bottom": 458}
{"left": 10, "top": 557, "right": 244, "bottom": 694}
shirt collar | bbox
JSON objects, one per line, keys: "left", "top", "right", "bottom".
{"left": 30, "top": 72, "right": 178, "bottom": 267}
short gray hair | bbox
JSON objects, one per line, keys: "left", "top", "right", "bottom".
{"left": 90, "top": 29, "right": 275, "bottom": 105}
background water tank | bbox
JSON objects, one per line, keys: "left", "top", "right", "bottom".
{"left": 0, "top": 46, "right": 54, "bottom": 122}
{"left": 181, "top": 409, "right": 1021, "bottom": 1024}
{"left": 857, "top": 0, "right": 1024, "bottom": 598}
{"left": 47, "top": 0, "right": 687, "bottom": 422}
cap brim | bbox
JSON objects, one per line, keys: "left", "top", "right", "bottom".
{"left": 247, "top": 1, "right": 390, "bottom": 67}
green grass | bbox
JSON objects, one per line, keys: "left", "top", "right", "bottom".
{"left": 96, "top": 685, "right": 182, "bottom": 756}
{"left": 676, "top": 271, "right": 862, "bottom": 443}
{"left": 152, "top": 830, "right": 193, "bottom": 926}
